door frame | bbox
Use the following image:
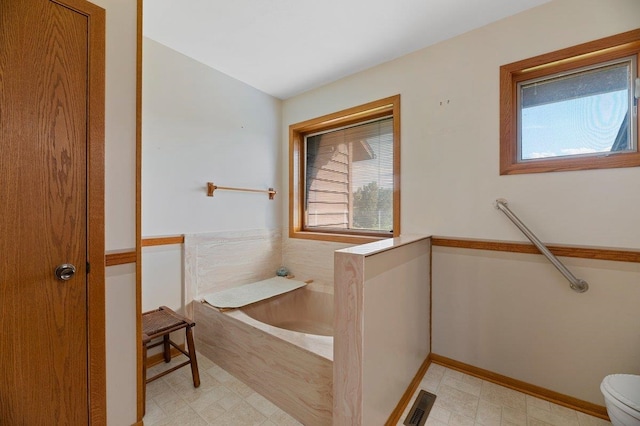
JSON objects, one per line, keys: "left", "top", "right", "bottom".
{"left": 51, "top": 0, "right": 107, "bottom": 423}
{"left": 136, "top": 0, "right": 143, "bottom": 422}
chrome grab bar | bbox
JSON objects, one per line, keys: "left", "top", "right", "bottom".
{"left": 495, "top": 199, "right": 588, "bottom": 293}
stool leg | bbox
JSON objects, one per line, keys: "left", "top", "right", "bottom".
{"left": 185, "top": 326, "right": 200, "bottom": 388}
{"left": 163, "top": 335, "right": 171, "bottom": 363}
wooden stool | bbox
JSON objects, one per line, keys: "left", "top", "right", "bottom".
{"left": 142, "top": 306, "right": 200, "bottom": 413}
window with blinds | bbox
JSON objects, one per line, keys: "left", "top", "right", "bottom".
{"left": 289, "top": 95, "right": 400, "bottom": 243}
{"left": 304, "top": 117, "right": 394, "bottom": 233}
{"left": 518, "top": 58, "right": 636, "bottom": 161}
{"left": 500, "top": 29, "right": 640, "bottom": 175}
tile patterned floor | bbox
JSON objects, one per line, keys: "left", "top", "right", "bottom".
{"left": 398, "top": 363, "right": 612, "bottom": 426}
{"left": 143, "top": 352, "right": 302, "bottom": 425}
{"left": 144, "top": 353, "right": 611, "bottom": 426}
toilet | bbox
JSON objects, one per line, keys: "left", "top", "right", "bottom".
{"left": 601, "top": 374, "right": 640, "bottom": 426}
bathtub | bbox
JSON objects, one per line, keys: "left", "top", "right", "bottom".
{"left": 192, "top": 286, "right": 333, "bottom": 425}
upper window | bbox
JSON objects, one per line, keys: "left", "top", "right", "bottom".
{"left": 500, "top": 29, "right": 640, "bottom": 174}
{"left": 289, "top": 95, "right": 400, "bottom": 244}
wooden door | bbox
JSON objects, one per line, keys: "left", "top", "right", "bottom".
{"left": 0, "top": 0, "right": 105, "bottom": 424}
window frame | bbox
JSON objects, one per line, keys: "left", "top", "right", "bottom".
{"left": 500, "top": 29, "right": 640, "bottom": 175}
{"left": 289, "top": 95, "right": 401, "bottom": 244}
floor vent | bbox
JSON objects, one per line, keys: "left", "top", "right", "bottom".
{"left": 403, "top": 389, "right": 437, "bottom": 426}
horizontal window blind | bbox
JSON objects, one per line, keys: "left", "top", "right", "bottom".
{"left": 305, "top": 117, "right": 394, "bottom": 232}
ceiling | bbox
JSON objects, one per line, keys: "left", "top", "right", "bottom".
{"left": 143, "top": 0, "right": 550, "bottom": 100}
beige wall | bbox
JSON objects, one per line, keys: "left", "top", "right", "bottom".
{"left": 141, "top": 36, "right": 283, "bottom": 314}
{"left": 282, "top": 0, "right": 640, "bottom": 411}
{"left": 90, "top": 0, "right": 138, "bottom": 424}
{"left": 282, "top": 0, "right": 640, "bottom": 249}
{"left": 104, "top": 264, "right": 137, "bottom": 425}
{"left": 432, "top": 247, "right": 640, "bottom": 404}
{"left": 141, "top": 37, "right": 282, "bottom": 237}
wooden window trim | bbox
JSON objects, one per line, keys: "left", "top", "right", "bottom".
{"left": 500, "top": 29, "right": 640, "bottom": 175}
{"left": 289, "top": 95, "right": 401, "bottom": 244}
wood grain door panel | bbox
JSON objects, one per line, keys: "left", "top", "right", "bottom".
{"left": 1, "top": 0, "right": 91, "bottom": 423}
